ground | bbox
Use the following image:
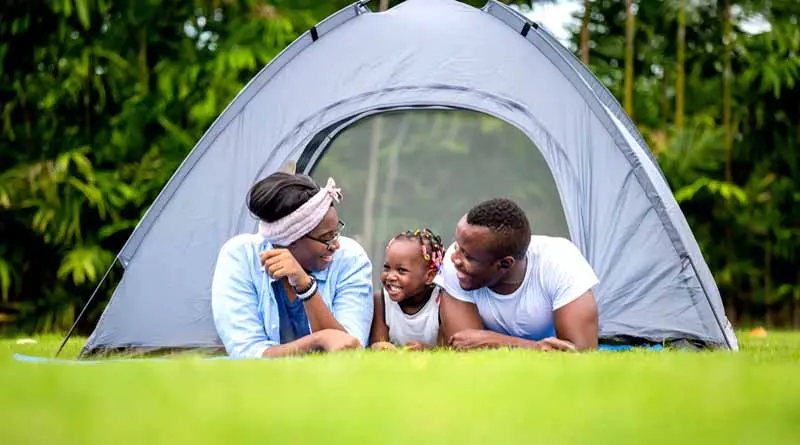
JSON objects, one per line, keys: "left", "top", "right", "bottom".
{"left": 1, "top": 332, "right": 798, "bottom": 444}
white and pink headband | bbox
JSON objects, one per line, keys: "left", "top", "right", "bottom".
{"left": 258, "top": 177, "right": 342, "bottom": 246}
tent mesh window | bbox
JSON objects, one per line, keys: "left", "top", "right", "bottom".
{"left": 309, "top": 109, "right": 570, "bottom": 285}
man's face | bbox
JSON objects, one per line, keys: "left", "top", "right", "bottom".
{"left": 450, "top": 216, "right": 505, "bottom": 291}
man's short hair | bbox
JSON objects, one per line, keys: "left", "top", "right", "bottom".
{"left": 466, "top": 198, "right": 531, "bottom": 260}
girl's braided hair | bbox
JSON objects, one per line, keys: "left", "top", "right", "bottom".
{"left": 387, "top": 228, "right": 445, "bottom": 271}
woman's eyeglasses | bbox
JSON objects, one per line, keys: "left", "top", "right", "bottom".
{"left": 305, "top": 220, "right": 346, "bottom": 248}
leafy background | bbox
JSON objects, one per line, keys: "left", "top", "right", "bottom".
{"left": 1, "top": 0, "right": 798, "bottom": 334}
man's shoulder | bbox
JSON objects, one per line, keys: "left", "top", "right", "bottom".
{"left": 528, "top": 235, "right": 586, "bottom": 261}
{"left": 528, "top": 235, "right": 576, "bottom": 252}
{"left": 527, "top": 235, "right": 594, "bottom": 281}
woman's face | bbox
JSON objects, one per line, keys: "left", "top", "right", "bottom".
{"left": 289, "top": 207, "right": 342, "bottom": 272}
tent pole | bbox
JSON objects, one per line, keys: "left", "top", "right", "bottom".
{"left": 54, "top": 257, "right": 118, "bottom": 357}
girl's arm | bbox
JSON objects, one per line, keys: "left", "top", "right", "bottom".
{"left": 369, "top": 289, "right": 391, "bottom": 345}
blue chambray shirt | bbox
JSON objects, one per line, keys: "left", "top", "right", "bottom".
{"left": 211, "top": 233, "right": 374, "bottom": 358}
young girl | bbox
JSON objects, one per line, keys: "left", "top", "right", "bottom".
{"left": 369, "top": 228, "right": 446, "bottom": 350}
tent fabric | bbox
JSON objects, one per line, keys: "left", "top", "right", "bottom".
{"left": 77, "top": 0, "right": 738, "bottom": 357}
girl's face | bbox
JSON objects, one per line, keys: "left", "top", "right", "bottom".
{"left": 381, "top": 238, "right": 437, "bottom": 302}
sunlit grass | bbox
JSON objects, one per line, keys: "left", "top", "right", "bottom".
{"left": 1, "top": 332, "right": 798, "bottom": 444}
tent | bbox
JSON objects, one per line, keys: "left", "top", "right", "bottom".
{"left": 63, "top": 0, "right": 739, "bottom": 357}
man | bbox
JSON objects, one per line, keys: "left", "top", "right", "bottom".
{"left": 434, "top": 198, "right": 599, "bottom": 351}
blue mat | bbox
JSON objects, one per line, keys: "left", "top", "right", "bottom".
{"left": 12, "top": 353, "right": 241, "bottom": 364}
{"left": 14, "top": 344, "right": 663, "bottom": 364}
{"left": 598, "top": 343, "right": 664, "bottom": 351}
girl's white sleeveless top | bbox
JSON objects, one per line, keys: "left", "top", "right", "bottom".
{"left": 383, "top": 286, "right": 441, "bottom": 346}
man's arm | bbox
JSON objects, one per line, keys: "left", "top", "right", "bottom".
{"left": 437, "top": 288, "right": 576, "bottom": 351}
{"left": 448, "top": 329, "right": 577, "bottom": 351}
{"left": 553, "top": 290, "right": 598, "bottom": 350}
{"left": 544, "top": 238, "right": 600, "bottom": 350}
{"left": 438, "top": 288, "right": 483, "bottom": 343}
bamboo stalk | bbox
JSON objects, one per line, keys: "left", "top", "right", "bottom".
{"left": 723, "top": 0, "right": 732, "bottom": 183}
{"left": 139, "top": 29, "right": 149, "bottom": 95}
{"left": 580, "top": 0, "right": 590, "bottom": 64}
{"left": 624, "top": 0, "right": 635, "bottom": 118}
{"left": 360, "top": 0, "right": 390, "bottom": 254}
{"left": 676, "top": 0, "right": 685, "bottom": 130}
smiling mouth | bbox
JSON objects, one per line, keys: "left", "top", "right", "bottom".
{"left": 385, "top": 284, "right": 401, "bottom": 293}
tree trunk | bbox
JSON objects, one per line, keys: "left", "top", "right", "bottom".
{"left": 723, "top": 0, "right": 732, "bottom": 183}
{"left": 675, "top": 0, "right": 685, "bottom": 130}
{"left": 580, "top": 0, "right": 590, "bottom": 64}
{"left": 85, "top": 48, "right": 93, "bottom": 145}
{"left": 722, "top": 0, "right": 736, "bottom": 324}
{"left": 377, "top": 116, "right": 410, "bottom": 245}
{"left": 362, "top": 116, "right": 382, "bottom": 256}
{"left": 361, "top": 0, "right": 389, "bottom": 253}
{"left": 764, "top": 238, "right": 772, "bottom": 326}
{"left": 660, "top": 68, "right": 670, "bottom": 127}
{"left": 624, "top": 0, "right": 635, "bottom": 118}
{"left": 139, "top": 29, "right": 149, "bottom": 95}
{"left": 794, "top": 271, "right": 800, "bottom": 329}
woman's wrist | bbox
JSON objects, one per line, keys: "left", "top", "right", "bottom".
{"left": 294, "top": 275, "right": 317, "bottom": 301}
{"left": 292, "top": 273, "right": 313, "bottom": 291}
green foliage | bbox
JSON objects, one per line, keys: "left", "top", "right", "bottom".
{"left": 1, "top": 0, "right": 799, "bottom": 334}
{"left": 0, "top": 0, "right": 345, "bottom": 333}
{"left": 581, "top": 0, "right": 800, "bottom": 325}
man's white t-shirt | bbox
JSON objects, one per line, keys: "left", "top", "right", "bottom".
{"left": 433, "top": 236, "right": 599, "bottom": 340}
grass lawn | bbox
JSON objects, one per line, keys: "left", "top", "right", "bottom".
{"left": 1, "top": 332, "right": 799, "bottom": 444}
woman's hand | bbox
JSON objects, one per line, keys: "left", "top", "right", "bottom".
{"left": 260, "top": 249, "right": 311, "bottom": 289}
{"left": 314, "top": 329, "right": 361, "bottom": 352}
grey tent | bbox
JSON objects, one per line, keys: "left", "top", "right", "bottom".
{"left": 65, "top": 0, "right": 739, "bottom": 357}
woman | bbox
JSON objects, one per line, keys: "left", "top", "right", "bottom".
{"left": 211, "top": 172, "right": 373, "bottom": 358}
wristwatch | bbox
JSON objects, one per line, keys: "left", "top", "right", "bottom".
{"left": 294, "top": 275, "right": 317, "bottom": 301}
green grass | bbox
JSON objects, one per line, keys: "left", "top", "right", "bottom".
{"left": 2, "top": 333, "right": 799, "bottom": 445}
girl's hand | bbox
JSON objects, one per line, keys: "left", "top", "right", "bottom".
{"left": 404, "top": 341, "right": 427, "bottom": 351}
{"left": 370, "top": 341, "right": 396, "bottom": 351}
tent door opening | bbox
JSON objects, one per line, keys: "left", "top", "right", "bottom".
{"left": 296, "top": 107, "right": 570, "bottom": 289}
